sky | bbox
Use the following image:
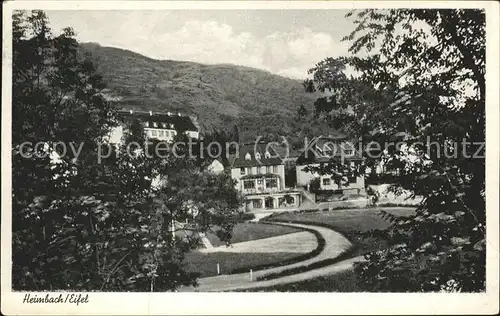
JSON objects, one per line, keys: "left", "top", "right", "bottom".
{"left": 45, "top": 10, "right": 356, "bottom": 79}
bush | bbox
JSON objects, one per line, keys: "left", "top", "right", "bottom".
{"left": 232, "top": 212, "right": 256, "bottom": 222}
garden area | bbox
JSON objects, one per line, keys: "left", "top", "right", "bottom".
{"left": 183, "top": 222, "right": 308, "bottom": 277}
{"left": 184, "top": 251, "right": 302, "bottom": 278}
{"left": 251, "top": 207, "right": 417, "bottom": 291}
{"left": 265, "top": 207, "right": 416, "bottom": 258}
{"left": 205, "top": 222, "right": 301, "bottom": 247}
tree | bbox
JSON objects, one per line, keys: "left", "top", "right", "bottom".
{"left": 305, "top": 9, "right": 485, "bottom": 291}
{"left": 12, "top": 10, "right": 242, "bottom": 291}
{"left": 297, "top": 104, "right": 308, "bottom": 118}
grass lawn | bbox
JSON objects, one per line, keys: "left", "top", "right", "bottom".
{"left": 206, "top": 222, "right": 301, "bottom": 247}
{"left": 267, "top": 207, "right": 416, "bottom": 258}
{"left": 184, "top": 251, "right": 301, "bottom": 277}
{"left": 255, "top": 207, "right": 416, "bottom": 291}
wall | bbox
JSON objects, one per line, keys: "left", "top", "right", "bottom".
{"left": 368, "top": 184, "right": 423, "bottom": 205}
{"left": 297, "top": 162, "right": 365, "bottom": 194}
{"left": 108, "top": 125, "right": 123, "bottom": 144}
{"left": 231, "top": 164, "right": 285, "bottom": 192}
{"left": 296, "top": 163, "right": 319, "bottom": 187}
{"left": 207, "top": 160, "right": 225, "bottom": 174}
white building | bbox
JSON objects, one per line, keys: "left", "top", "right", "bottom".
{"left": 296, "top": 134, "right": 365, "bottom": 195}
{"left": 108, "top": 110, "right": 199, "bottom": 144}
{"left": 229, "top": 143, "right": 302, "bottom": 211}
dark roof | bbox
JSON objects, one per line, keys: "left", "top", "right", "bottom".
{"left": 296, "top": 135, "right": 363, "bottom": 165}
{"left": 324, "top": 129, "right": 349, "bottom": 140}
{"left": 272, "top": 145, "right": 302, "bottom": 159}
{"left": 117, "top": 110, "right": 198, "bottom": 131}
{"left": 230, "top": 143, "right": 284, "bottom": 168}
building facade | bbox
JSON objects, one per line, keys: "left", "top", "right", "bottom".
{"left": 230, "top": 143, "right": 302, "bottom": 211}
{"left": 296, "top": 134, "right": 365, "bottom": 195}
{"left": 108, "top": 110, "right": 199, "bottom": 144}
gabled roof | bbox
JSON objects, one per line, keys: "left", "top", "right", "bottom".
{"left": 296, "top": 135, "right": 362, "bottom": 165}
{"left": 230, "top": 143, "right": 284, "bottom": 168}
{"left": 117, "top": 110, "right": 198, "bottom": 131}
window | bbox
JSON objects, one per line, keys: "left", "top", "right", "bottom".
{"left": 255, "top": 152, "right": 261, "bottom": 160}
{"left": 153, "top": 122, "right": 158, "bottom": 128}
{"left": 145, "top": 122, "right": 150, "bottom": 127}
{"left": 169, "top": 123, "right": 174, "bottom": 129}
{"left": 151, "top": 130, "right": 158, "bottom": 137}
{"left": 158, "top": 130, "right": 164, "bottom": 137}
{"left": 162, "top": 123, "right": 167, "bottom": 128}
{"left": 266, "top": 178, "right": 277, "bottom": 188}
{"left": 322, "top": 178, "right": 331, "bottom": 186}
{"left": 257, "top": 179, "right": 263, "bottom": 185}
{"left": 243, "top": 180, "right": 255, "bottom": 189}
{"left": 248, "top": 167, "right": 253, "bottom": 175}
{"left": 261, "top": 166, "right": 266, "bottom": 174}
{"left": 265, "top": 151, "right": 271, "bottom": 158}
{"left": 240, "top": 167, "right": 246, "bottom": 175}
{"left": 245, "top": 153, "right": 251, "bottom": 160}
{"left": 272, "top": 166, "right": 278, "bottom": 173}
{"left": 344, "top": 149, "right": 354, "bottom": 156}
{"left": 252, "top": 199, "right": 262, "bottom": 209}
{"left": 266, "top": 166, "right": 271, "bottom": 173}
{"left": 348, "top": 174, "right": 357, "bottom": 183}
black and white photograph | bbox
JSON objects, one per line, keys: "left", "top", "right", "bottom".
{"left": 2, "top": 1, "right": 499, "bottom": 315}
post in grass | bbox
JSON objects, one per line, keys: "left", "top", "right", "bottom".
{"left": 217, "top": 263, "right": 220, "bottom": 275}
{"left": 250, "top": 269, "right": 253, "bottom": 281}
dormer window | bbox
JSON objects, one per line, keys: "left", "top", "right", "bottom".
{"left": 265, "top": 151, "right": 271, "bottom": 159}
{"left": 145, "top": 122, "right": 150, "bottom": 127}
{"left": 245, "top": 153, "right": 251, "bottom": 160}
{"left": 162, "top": 123, "right": 167, "bottom": 128}
{"left": 255, "top": 152, "right": 261, "bottom": 160}
{"left": 169, "top": 123, "right": 174, "bottom": 129}
{"left": 153, "top": 122, "right": 158, "bottom": 128}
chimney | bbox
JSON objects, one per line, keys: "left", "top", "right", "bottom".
{"left": 177, "top": 112, "right": 181, "bottom": 116}
{"left": 149, "top": 111, "right": 153, "bottom": 116}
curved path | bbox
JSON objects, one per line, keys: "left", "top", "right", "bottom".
{"left": 197, "top": 231, "right": 317, "bottom": 254}
{"left": 178, "top": 221, "right": 359, "bottom": 292}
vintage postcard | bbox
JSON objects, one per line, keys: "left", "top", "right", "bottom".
{"left": 2, "top": 0, "right": 499, "bottom": 315}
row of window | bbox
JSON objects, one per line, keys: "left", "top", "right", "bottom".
{"left": 240, "top": 165, "right": 278, "bottom": 175}
{"left": 146, "top": 129, "right": 176, "bottom": 138}
{"left": 243, "top": 178, "right": 278, "bottom": 189}
{"left": 244, "top": 151, "right": 272, "bottom": 160}
{"left": 145, "top": 122, "right": 175, "bottom": 129}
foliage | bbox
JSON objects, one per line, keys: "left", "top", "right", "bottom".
{"left": 308, "top": 177, "right": 321, "bottom": 192}
{"left": 11, "top": 10, "right": 242, "bottom": 292}
{"left": 305, "top": 9, "right": 485, "bottom": 292}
